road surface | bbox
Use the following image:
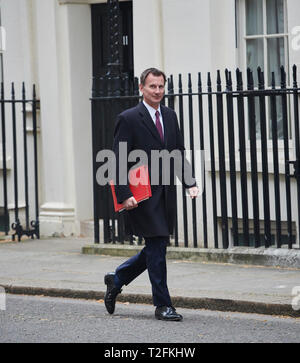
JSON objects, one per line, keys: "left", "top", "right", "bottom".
{"left": 0, "top": 294, "right": 300, "bottom": 343}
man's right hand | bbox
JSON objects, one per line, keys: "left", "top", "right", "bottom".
{"left": 122, "top": 197, "right": 138, "bottom": 210}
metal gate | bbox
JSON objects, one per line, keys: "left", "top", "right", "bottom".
{"left": 91, "top": 64, "right": 300, "bottom": 249}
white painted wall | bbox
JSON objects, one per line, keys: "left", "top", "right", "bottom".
{"left": 0, "top": 0, "right": 41, "bottom": 232}
{"left": 0, "top": 0, "right": 93, "bottom": 237}
{"left": 132, "top": 0, "right": 165, "bottom": 76}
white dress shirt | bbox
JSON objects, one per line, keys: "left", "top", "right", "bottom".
{"left": 143, "top": 100, "right": 164, "bottom": 137}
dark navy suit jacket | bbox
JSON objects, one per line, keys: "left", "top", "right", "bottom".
{"left": 113, "top": 102, "right": 195, "bottom": 237}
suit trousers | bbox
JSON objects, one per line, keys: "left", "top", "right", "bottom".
{"left": 115, "top": 236, "right": 172, "bottom": 307}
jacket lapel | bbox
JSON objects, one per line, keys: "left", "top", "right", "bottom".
{"left": 138, "top": 102, "right": 165, "bottom": 147}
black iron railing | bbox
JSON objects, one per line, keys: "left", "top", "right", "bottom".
{"left": 0, "top": 82, "right": 39, "bottom": 241}
{"left": 91, "top": 65, "right": 300, "bottom": 249}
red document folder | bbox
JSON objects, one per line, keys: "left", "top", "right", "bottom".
{"left": 110, "top": 165, "right": 152, "bottom": 212}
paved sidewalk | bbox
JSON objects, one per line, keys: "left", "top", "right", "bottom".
{"left": 1, "top": 237, "right": 300, "bottom": 316}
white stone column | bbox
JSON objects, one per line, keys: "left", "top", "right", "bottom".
{"left": 34, "top": 0, "right": 93, "bottom": 236}
{"left": 64, "top": 3, "right": 93, "bottom": 231}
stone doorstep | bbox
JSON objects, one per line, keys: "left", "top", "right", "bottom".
{"left": 82, "top": 244, "right": 300, "bottom": 269}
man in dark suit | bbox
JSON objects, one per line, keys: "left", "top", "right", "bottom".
{"left": 104, "top": 68, "right": 199, "bottom": 321}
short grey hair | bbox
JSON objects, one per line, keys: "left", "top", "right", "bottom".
{"left": 140, "top": 68, "right": 167, "bottom": 85}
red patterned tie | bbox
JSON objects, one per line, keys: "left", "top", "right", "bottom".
{"left": 155, "top": 110, "right": 164, "bottom": 142}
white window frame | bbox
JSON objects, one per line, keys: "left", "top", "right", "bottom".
{"left": 237, "top": 0, "right": 292, "bottom": 149}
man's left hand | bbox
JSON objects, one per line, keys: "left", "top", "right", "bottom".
{"left": 188, "top": 186, "right": 199, "bottom": 199}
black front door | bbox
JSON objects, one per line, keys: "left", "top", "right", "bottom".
{"left": 91, "top": 1, "right": 134, "bottom": 81}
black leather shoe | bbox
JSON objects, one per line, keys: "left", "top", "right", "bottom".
{"left": 155, "top": 306, "right": 183, "bottom": 321}
{"left": 104, "top": 273, "right": 122, "bottom": 314}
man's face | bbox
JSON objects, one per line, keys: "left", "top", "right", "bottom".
{"left": 139, "top": 73, "right": 165, "bottom": 109}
